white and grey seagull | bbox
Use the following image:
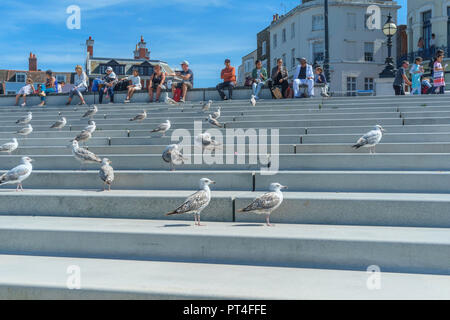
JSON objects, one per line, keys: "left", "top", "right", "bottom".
{"left": 237, "top": 182, "right": 287, "bottom": 226}
{"left": 99, "top": 158, "right": 114, "bottom": 191}
{"left": 211, "top": 107, "right": 221, "bottom": 120}
{"left": 0, "top": 138, "right": 18, "bottom": 154}
{"left": 250, "top": 95, "right": 256, "bottom": 107}
{"left": 207, "top": 114, "right": 223, "bottom": 128}
{"left": 165, "top": 95, "right": 179, "bottom": 105}
{"left": 202, "top": 100, "right": 213, "bottom": 112}
{"left": 129, "top": 110, "right": 147, "bottom": 122}
{"left": 71, "top": 140, "right": 102, "bottom": 168}
{"left": 50, "top": 116, "right": 67, "bottom": 130}
{"left": 82, "top": 105, "right": 98, "bottom": 118}
{"left": 352, "top": 125, "right": 386, "bottom": 154}
{"left": 151, "top": 120, "right": 171, "bottom": 137}
{"left": 0, "top": 156, "right": 34, "bottom": 191}
{"left": 73, "top": 130, "right": 92, "bottom": 145}
{"left": 166, "top": 178, "right": 215, "bottom": 226}
{"left": 16, "top": 124, "right": 33, "bottom": 137}
{"left": 84, "top": 120, "right": 96, "bottom": 134}
{"left": 16, "top": 112, "right": 32, "bottom": 125}
{"left": 162, "top": 143, "right": 187, "bottom": 171}
{"left": 195, "top": 132, "right": 221, "bottom": 151}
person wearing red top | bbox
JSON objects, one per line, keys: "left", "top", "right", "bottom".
{"left": 216, "top": 59, "right": 236, "bottom": 100}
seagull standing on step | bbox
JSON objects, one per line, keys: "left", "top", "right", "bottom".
{"left": 207, "top": 114, "right": 223, "bottom": 128}
{"left": 99, "top": 158, "right": 114, "bottom": 191}
{"left": 237, "top": 182, "right": 287, "bottom": 226}
{"left": 73, "top": 130, "right": 92, "bottom": 145}
{"left": 202, "top": 100, "right": 213, "bottom": 112}
{"left": 71, "top": 140, "right": 102, "bottom": 168}
{"left": 162, "top": 144, "right": 187, "bottom": 171}
{"left": 129, "top": 110, "right": 147, "bottom": 122}
{"left": 250, "top": 95, "right": 256, "bottom": 107}
{"left": 50, "top": 117, "right": 67, "bottom": 131}
{"left": 211, "top": 107, "right": 221, "bottom": 120}
{"left": 195, "top": 132, "right": 221, "bottom": 151}
{"left": 151, "top": 120, "right": 171, "bottom": 137}
{"left": 0, "top": 138, "right": 18, "bottom": 154}
{"left": 82, "top": 105, "right": 98, "bottom": 119}
{"left": 16, "top": 124, "right": 33, "bottom": 137}
{"left": 166, "top": 178, "right": 215, "bottom": 226}
{"left": 16, "top": 112, "right": 32, "bottom": 125}
{"left": 0, "top": 156, "right": 33, "bottom": 191}
{"left": 84, "top": 120, "right": 96, "bottom": 134}
{"left": 352, "top": 125, "right": 386, "bottom": 154}
{"left": 165, "top": 95, "right": 179, "bottom": 105}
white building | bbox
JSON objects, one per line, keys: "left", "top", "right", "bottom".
{"left": 237, "top": 50, "right": 257, "bottom": 86}
{"left": 269, "top": 0, "right": 401, "bottom": 95}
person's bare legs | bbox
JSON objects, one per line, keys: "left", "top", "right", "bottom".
{"left": 155, "top": 86, "right": 162, "bottom": 102}
{"left": 171, "top": 85, "right": 176, "bottom": 98}
{"left": 148, "top": 87, "right": 154, "bottom": 102}
{"left": 127, "top": 86, "right": 136, "bottom": 100}
{"left": 181, "top": 83, "right": 188, "bottom": 101}
{"left": 22, "top": 95, "right": 27, "bottom": 105}
{"left": 15, "top": 94, "right": 20, "bottom": 106}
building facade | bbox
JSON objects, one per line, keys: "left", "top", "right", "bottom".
{"left": 257, "top": 26, "right": 271, "bottom": 72}
{"left": 237, "top": 50, "right": 257, "bottom": 86}
{"left": 269, "top": 0, "right": 400, "bottom": 95}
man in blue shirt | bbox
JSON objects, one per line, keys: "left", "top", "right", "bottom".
{"left": 170, "top": 60, "right": 193, "bottom": 103}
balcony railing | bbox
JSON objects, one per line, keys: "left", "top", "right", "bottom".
{"left": 397, "top": 46, "right": 449, "bottom": 67}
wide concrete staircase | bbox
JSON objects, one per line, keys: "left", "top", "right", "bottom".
{"left": 0, "top": 95, "right": 449, "bottom": 299}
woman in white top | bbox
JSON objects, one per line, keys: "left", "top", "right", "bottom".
{"left": 121, "top": 69, "right": 142, "bottom": 103}
{"left": 66, "top": 65, "right": 88, "bottom": 105}
{"left": 15, "top": 78, "right": 35, "bottom": 107}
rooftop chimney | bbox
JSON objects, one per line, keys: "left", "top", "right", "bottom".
{"left": 134, "top": 36, "right": 150, "bottom": 60}
{"left": 86, "top": 36, "right": 94, "bottom": 57}
{"left": 28, "top": 52, "right": 37, "bottom": 72}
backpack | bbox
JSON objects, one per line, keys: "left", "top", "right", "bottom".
{"left": 173, "top": 88, "right": 182, "bottom": 102}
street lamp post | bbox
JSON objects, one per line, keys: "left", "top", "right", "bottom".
{"left": 324, "top": 0, "right": 330, "bottom": 83}
{"left": 379, "top": 13, "right": 398, "bottom": 78}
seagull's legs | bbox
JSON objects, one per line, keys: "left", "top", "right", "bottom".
{"left": 266, "top": 214, "right": 274, "bottom": 227}
{"left": 16, "top": 184, "right": 20, "bottom": 192}
{"left": 108, "top": 184, "right": 111, "bottom": 191}
{"left": 19, "top": 183, "right": 24, "bottom": 192}
{"left": 196, "top": 214, "right": 205, "bottom": 226}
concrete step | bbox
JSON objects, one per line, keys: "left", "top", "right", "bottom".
{"left": 295, "top": 143, "right": 450, "bottom": 153}
{"left": 1, "top": 254, "right": 449, "bottom": 299}
{"left": 301, "top": 132, "right": 450, "bottom": 144}
{"left": 0, "top": 216, "right": 448, "bottom": 275}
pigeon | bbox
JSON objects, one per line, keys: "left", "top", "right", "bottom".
{"left": 250, "top": 95, "right": 256, "bottom": 107}
{"left": 84, "top": 120, "right": 96, "bottom": 134}
{"left": 166, "top": 178, "right": 215, "bottom": 226}
{"left": 71, "top": 140, "right": 102, "bottom": 166}
{"left": 73, "top": 130, "right": 92, "bottom": 144}
{"left": 202, "top": 100, "right": 213, "bottom": 112}
{"left": 99, "top": 158, "right": 114, "bottom": 191}
{"left": 0, "top": 156, "right": 33, "bottom": 191}
{"left": 165, "top": 95, "right": 179, "bottom": 105}
{"left": 0, "top": 138, "right": 18, "bottom": 154}
{"left": 151, "top": 120, "right": 171, "bottom": 137}
{"left": 16, "top": 112, "right": 32, "bottom": 124}
{"left": 50, "top": 117, "right": 67, "bottom": 130}
{"left": 211, "top": 107, "right": 221, "bottom": 120}
{"left": 16, "top": 124, "right": 33, "bottom": 137}
{"left": 82, "top": 105, "right": 98, "bottom": 118}
{"left": 162, "top": 144, "right": 187, "bottom": 171}
{"left": 207, "top": 114, "right": 223, "bottom": 128}
{"left": 237, "top": 183, "right": 287, "bottom": 226}
{"left": 129, "top": 110, "right": 147, "bottom": 122}
{"left": 195, "top": 133, "right": 221, "bottom": 151}
{"left": 352, "top": 125, "right": 386, "bottom": 154}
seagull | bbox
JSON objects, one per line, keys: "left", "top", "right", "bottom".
{"left": 166, "top": 178, "right": 215, "bottom": 226}
{"left": 162, "top": 144, "right": 187, "bottom": 171}
{"left": 151, "top": 120, "right": 171, "bottom": 137}
{"left": 16, "top": 124, "right": 33, "bottom": 137}
{"left": 195, "top": 133, "right": 221, "bottom": 151}
{"left": 84, "top": 120, "right": 96, "bottom": 134}
{"left": 73, "top": 130, "right": 92, "bottom": 145}
{"left": 71, "top": 140, "right": 102, "bottom": 167}
{"left": 16, "top": 112, "right": 32, "bottom": 124}
{"left": 207, "top": 114, "right": 223, "bottom": 128}
{"left": 250, "top": 95, "right": 256, "bottom": 107}
{"left": 165, "top": 95, "right": 179, "bottom": 105}
{"left": 129, "top": 110, "right": 147, "bottom": 122}
{"left": 202, "top": 100, "right": 213, "bottom": 112}
{"left": 237, "top": 182, "right": 287, "bottom": 226}
{"left": 0, "top": 138, "right": 18, "bottom": 154}
{"left": 99, "top": 158, "right": 114, "bottom": 191}
{"left": 0, "top": 156, "right": 33, "bottom": 191}
{"left": 352, "top": 125, "right": 386, "bottom": 154}
{"left": 211, "top": 107, "right": 221, "bottom": 120}
{"left": 50, "top": 117, "right": 67, "bottom": 130}
{"left": 82, "top": 105, "right": 98, "bottom": 118}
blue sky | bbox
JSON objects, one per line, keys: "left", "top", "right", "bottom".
{"left": 0, "top": 0, "right": 406, "bottom": 87}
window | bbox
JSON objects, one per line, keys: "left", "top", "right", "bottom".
{"left": 273, "top": 58, "right": 277, "bottom": 68}
{"left": 282, "top": 29, "right": 286, "bottom": 43}
{"left": 244, "top": 58, "right": 254, "bottom": 73}
{"left": 291, "top": 48, "right": 296, "bottom": 68}
{"left": 262, "top": 41, "right": 267, "bottom": 56}
{"left": 347, "top": 13, "right": 356, "bottom": 31}
{"left": 291, "top": 22, "right": 295, "bottom": 39}
{"left": 262, "top": 60, "right": 267, "bottom": 70}
{"left": 282, "top": 53, "right": 287, "bottom": 66}
{"left": 16, "top": 73, "right": 26, "bottom": 83}
{"left": 56, "top": 75, "right": 66, "bottom": 83}
{"left": 347, "top": 77, "right": 357, "bottom": 96}
{"left": 364, "top": 42, "right": 374, "bottom": 61}
{"left": 346, "top": 41, "right": 357, "bottom": 60}
{"left": 364, "top": 78, "right": 374, "bottom": 91}
{"left": 313, "top": 42, "right": 324, "bottom": 63}
{"left": 136, "top": 66, "right": 153, "bottom": 76}
{"left": 99, "top": 64, "right": 125, "bottom": 75}
{"left": 422, "top": 10, "right": 432, "bottom": 49}
{"left": 273, "top": 34, "right": 277, "bottom": 49}
{"left": 312, "top": 14, "right": 324, "bottom": 31}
